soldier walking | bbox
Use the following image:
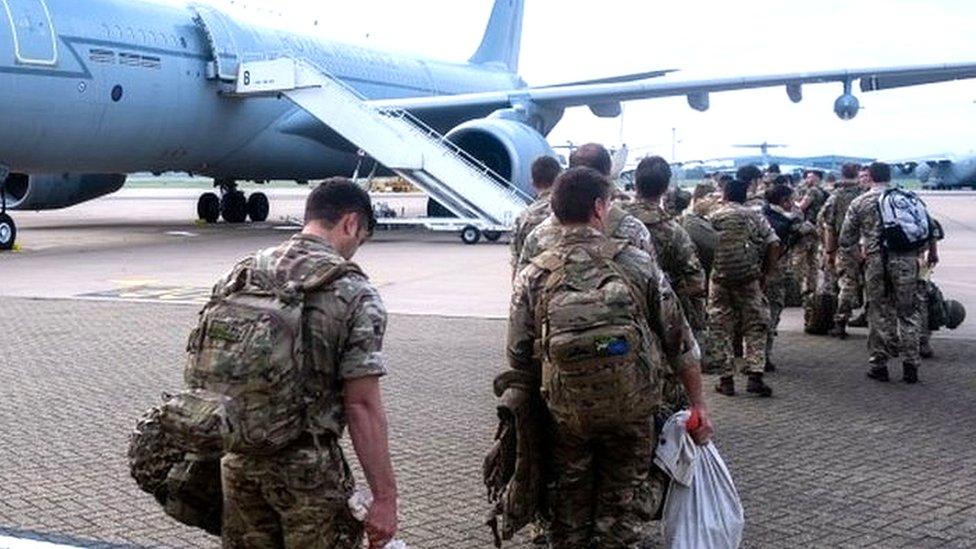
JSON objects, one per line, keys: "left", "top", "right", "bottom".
{"left": 839, "top": 162, "right": 936, "bottom": 383}
{"left": 820, "top": 164, "right": 867, "bottom": 338}
{"left": 212, "top": 179, "right": 398, "bottom": 548}
{"left": 507, "top": 166, "right": 713, "bottom": 548}
{"left": 710, "top": 179, "right": 780, "bottom": 397}
{"left": 510, "top": 156, "right": 563, "bottom": 277}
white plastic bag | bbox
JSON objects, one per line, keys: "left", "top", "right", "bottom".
{"left": 348, "top": 488, "right": 409, "bottom": 549}
{"left": 656, "top": 411, "right": 744, "bottom": 549}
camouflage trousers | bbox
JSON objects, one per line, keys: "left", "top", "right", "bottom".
{"left": 681, "top": 295, "right": 722, "bottom": 375}
{"left": 221, "top": 437, "right": 363, "bottom": 549}
{"left": 864, "top": 254, "right": 922, "bottom": 366}
{"left": 765, "top": 274, "right": 788, "bottom": 364}
{"left": 835, "top": 253, "right": 864, "bottom": 323}
{"left": 919, "top": 281, "right": 931, "bottom": 345}
{"left": 708, "top": 279, "right": 769, "bottom": 376}
{"left": 791, "top": 236, "right": 820, "bottom": 298}
{"left": 548, "top": 419, "right": 659, "bottom": 549}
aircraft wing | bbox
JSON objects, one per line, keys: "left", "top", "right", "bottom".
{"left": 370, "top": 62, "right": 976, "bottom": 114}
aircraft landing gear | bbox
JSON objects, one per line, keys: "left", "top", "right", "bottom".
{"left": 197, "top": 192, "right": 220, "bottom": 223}
{"left": 197, "top": 181, "right": 270, "bottom": 224}
{"left": 0, "top": 172, "right": 15, "bottom": 251}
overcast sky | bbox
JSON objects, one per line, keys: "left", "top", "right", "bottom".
{"left": 195, "top": 0, "right": 976, "bottom": 162}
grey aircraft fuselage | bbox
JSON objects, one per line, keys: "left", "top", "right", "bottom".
{"left": 0, "top": 0, "right": 525, "bottom": 180}
{"left": 916, "top": 156, "right": 976, "bottom": 189}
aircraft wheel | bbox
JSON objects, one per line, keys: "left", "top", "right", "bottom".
{"left": 247, "top": 192, "right": 270, "bottom": 222}
{"left": 221, "top": 191, "right": 247, "bottom": 224}
{"left": 197, "top": 192, "right": 220, "bottom": 223}
{"left": 460, "top": 225, "right": 482, "bottom": 245}
{"left": 483, "top": 230, "right": 502, "bottom": 242}
{"left": 0, "top": 213, "right": 16, "bottom": 251}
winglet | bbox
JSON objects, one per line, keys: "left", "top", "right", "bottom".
{"left": 469, "top": 0, "right": 524, "bottom": 73}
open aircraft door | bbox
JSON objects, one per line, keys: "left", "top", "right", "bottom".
{"left": 191, "top": 3, "right": 240, "bottom": 82}
{"left": 1, "top": 0, "right": 58, "bottom": 66}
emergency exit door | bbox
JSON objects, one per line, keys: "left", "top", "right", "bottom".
{"left": 1, "top": 0, "right": 58, "bottom": 66}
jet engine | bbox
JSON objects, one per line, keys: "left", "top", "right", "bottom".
{"left": 833, "top": 94, "right": 860, "bottom": 120}
{"left": 2, "top": 173, "right": 127, "bottom": 210}
{"left": 446, "top": 118, "right": 555, "bottom": 198}
{"left": 915, "top": 163, "right": 932, "bottom": 183}
{"left": 898, "top": 162, "right": 918, "bottom": 176}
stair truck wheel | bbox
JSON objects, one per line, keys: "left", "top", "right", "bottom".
{"left": 461, "top": 225, "right": 482, "bottom": 245}
{"left": 483, "top": 230, "right": 502, "bottom": 242}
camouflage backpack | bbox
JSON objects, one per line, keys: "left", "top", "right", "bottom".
{"left": 710, "top": 207, "right": 763, "bottom": 284}
{"left": 532, "top": 240, "right": 659, "bottom": 434}
{"left": 159, "top": 250, "right": 362, "bottom": 457}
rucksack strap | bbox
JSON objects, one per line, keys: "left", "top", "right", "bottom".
{"left": 301, "top": 262, "right": 366, "bottom": 293}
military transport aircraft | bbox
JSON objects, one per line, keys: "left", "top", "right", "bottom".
{"left": 894, "top": 154, "right": 976, "bottom": 189}
{"left": 3, "top": 0, "right": 976, "bottom": 249}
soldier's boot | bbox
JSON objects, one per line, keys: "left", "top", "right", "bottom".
{"left": 848, "top": 310, "right": 868, "bottom": 328}
{"left": 746, "top": 373, "right": 773, "bottom": 397}
{"left": 764, "top": 360, "right": 777, "bottom": 373}
{"left": 828, "top": 320, "right": 848, "bottom": 339}
{"left": 903, "top": 362, "right": 919, "bottom": 384}
{"left": 866, "top": 355, "right": 890, "bottom": 382}
{"left": 919, "top": 339, "right": 934, "bottom": 359}
{"left": 714, "top": 376, "right": 735, "bottom": 396}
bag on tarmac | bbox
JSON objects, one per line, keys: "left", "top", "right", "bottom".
{"left": 925, "top": 281, "right": 966, "bottom": 331}
{"left": 656, "top": 411, "right": 744, "bottom": 549}
{"left": 877, "top": 189, "right": 931, "bottom": 252}
{"left": 532, "top": 240, "right": 658, "bottom": 434}
{"left": 710, "top": 208, "right": 763, "bottom": 285}
{"left": 160, "top": 252, "right": 363, "bottom": 457}
{"left": 128, "top": 405, "right": 223, "bottom": 536}
{"left": 804, "top": 293, "right": 837, "bottom": 335}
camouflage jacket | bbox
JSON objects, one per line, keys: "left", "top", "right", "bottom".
{"left": 620, "top": 199, "right": 706, "bottom": 299}
{"left": 515, "top": 204, "right": 653, "bottom": 274}
{"left": 818, "top": 180, "right": 864, "bottom": 240}
{"left": 509, "top": 190, "right": 552, "bottom": 276}
{"left": 840, "top": 186, "right": 934, "bottom": 262}
{"left": 797, "top": 184, "right": 829, "bottom": 223}
{"left": 212, "top": 234, "right": 387, "bottom": 438}
{"left": 508, "top": 226, "right": 700, "bottom": 381}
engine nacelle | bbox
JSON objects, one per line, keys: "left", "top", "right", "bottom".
{"left": 915, "top": 163, "right": 932, "bottom": 183}
{"left": 833, "top": 94, "right": 860, "bottom": 120}
{"left": 446, "top": 118, "right": 556, "bottom": 198}
{"left": 898, "top": 162, "right": 918, "bottom": 176}
{"left": 2, "top": 173, "right": 126, "bottom": 210}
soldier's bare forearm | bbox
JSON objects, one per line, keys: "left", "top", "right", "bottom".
{"left": 345, "top": 376, "right": 398, "bottom": 501}
{"left": 678, "top": 363, "right": 707, "bottom": 409}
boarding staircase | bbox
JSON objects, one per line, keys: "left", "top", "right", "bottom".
{"left": 227, "top": 57, "right": 532, "bottom": 235}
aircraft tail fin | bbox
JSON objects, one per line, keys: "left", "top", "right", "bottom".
{"left": 469, "top": 0, "right": 524, "bottom": 73}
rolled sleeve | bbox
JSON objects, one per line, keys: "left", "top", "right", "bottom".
{"left": 338, "top": 286, "right": 388, "bottom": 380}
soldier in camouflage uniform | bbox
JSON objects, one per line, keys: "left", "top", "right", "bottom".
{"left": 711, "top": 178, "right": 781, "bottom": 397}
{"left": 621, "top": 156, "right": 710, "bottom": 405}
{"left": 510, "top": 156, "right": 563, "bottom": 278}
{"left": 507, "top": 167, "right": 713, "bottom": 548}
{"left": 793, "top": 170, "right": 829, "bottom": 301}
{"left": 217, "top": 179, "right": 398, "bottom": 549}
{"left": 819, "top": 164, "right": 866, "bottom": 338}
{"left": 738, "top": 165, "right": 766, "bottom": 210}
{"left": 761, "top": 182, "right": 803, "bottom": 371}
{"left": 515, "top": 143, "right": 655, "bottom": 274}
{"left": 839, "top": 163, "right": 933, "bottom": 383}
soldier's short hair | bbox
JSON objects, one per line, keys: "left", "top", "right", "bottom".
{"left": 842, "top": 163, "right": 860, "bottom": 179}
{"left": 869, "top": 162, "right": 891, "bottom": 183}
{"left": 569, "top": 143, "right": 612, "bottom": 176}
{"left": 551, "top": 167, "right": 611, "bottom": 224}
{"left": 766, "top": 163, "right": 781, "bottom": 175}
{"left": 806, "top": 170, "right": 824, "bottom": 180}
{"left": 531, "top": 156, "right": 562, "bottom": 190}
{"left": 724, "top": 179, "right": 750, "bottom": 204}
{"left": 765, "top": 183, "right": 793, "bottom": 206}
{"left": 634, "top": 156, "right": 672, "bottom": 198}
{"left": 304, "top": 177, "right": 376, "bottom": 235}
{"left": 736, "top": 165, "right": 762, "bottom": 184}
